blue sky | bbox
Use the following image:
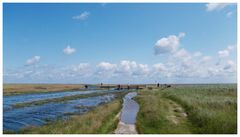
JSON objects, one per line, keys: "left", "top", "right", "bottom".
{"left": 3, "top": 3, "right": 237, "bottom": 84}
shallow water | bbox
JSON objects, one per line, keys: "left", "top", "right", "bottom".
{"left": 3, "top": 88, "right": 122, "bottom": 110}
{"left": 3, "top": 94, "right": 116, "bottom": 132}
{"left": 120, "top": 92, "right": 139, "bottom": 124}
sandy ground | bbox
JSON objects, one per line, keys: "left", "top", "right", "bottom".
{"left": 114, "top": 112, "right": 138, "bottom": 134}
{"left": 114, "top": 121, "right": 137, "bottom": 134}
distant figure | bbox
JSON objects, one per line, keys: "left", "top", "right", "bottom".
{"left": 127, "top": 85, "right": 130, "bottom": 90}
{"left": 101, "top": 83, "right": 103, "bottom": 86}
{"left": 85, "top": 85, "right": 88, "bottom": 89}
{"left": 157, "top": 83, "right": 160, "bottom": 87}
{"left": 117, "top": 84, "right": 121, "bottom": 90}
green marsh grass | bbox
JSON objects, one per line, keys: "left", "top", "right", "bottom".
{"left": 135, "top": 89, "right": 192, "bottom": 134}
{"left": 162, "top": 84, "right": 237, "bottom": 134}
{"left": 136, "top": 84, "right": 237, "bottom": 134}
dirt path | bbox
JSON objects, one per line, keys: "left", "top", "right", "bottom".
{"left": 166, "top": 99, "right": 189, "bottom": 126}
{"left": 114, "top": 121, "right": 137, "bottom": 134}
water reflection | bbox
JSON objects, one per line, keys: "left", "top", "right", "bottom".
{"left": 3, "top": 94, "right": 115, "bottom": 132}
{"left": 120, "top": 92, "right": 139, "bottom": 124}
{"left": 4, "top": 89, "right": 123, "bottom": 110}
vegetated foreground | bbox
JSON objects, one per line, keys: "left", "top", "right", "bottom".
{"left": 4, "top": 84, "right": 237, "bottom": 134}
{"left": 135, "top": 84, "right": 237, "bottom": 134}
{"left": 21, "top": 99, "right": 122, "bottom": 134}
{"left": 3, "top": 84, "right": 85, "bottom": 96}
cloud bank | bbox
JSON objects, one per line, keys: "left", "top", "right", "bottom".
{"left": 4, "top": 54, "right": 236, "bottom": 84}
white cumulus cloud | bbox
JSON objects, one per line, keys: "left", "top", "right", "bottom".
{"left": 218, "top": 50, "right": 229, "bottom": 58}
{"left": 224, "top": 60, "right": 235, "bottom": 70}
{"left": 26, "top": 56, "right": 41, "bottom": 65}
{"left": 227, "top": 45, "right": 235, "bottom": 51}
{"left": 193, "top": 52, "right": 202, "bottom": 57}
{"left": 63, "top": 45, "right": 76, "bottom": 55}
{"left": 153, "top": 63, "right": 167, "bottom": 72}
{"left": 173, "top": 48, "right": 190, "bottom": 59}
{"left": 227, "top": 11, "right": 233, "bottom": 17}
{"left": 97, "top": 62, "right": 116, "bottom": 71}
{"left": 218, "top": 45, "right": 235, "bottom": 58}
{"left": 96, "top": 62, "right": 117, "bottom": 78}
{"left": 206, "top": 3, "right": 230, "bottom": 11}
{"left": 154, "top": 32, "right": 185, "bottom": 55}
{"left": 118, "top": 60, "right": 137, "bottom": 73}
{"left": 132, "top": 64, "right": 150, "bottom": 76}
{"left": 201, "top": 56, "right": 212, "bottom": 63}
{"left": 72, "top": 11, "right": 90, "bottom": 20}
{"left": 178, "top": 32, "right": 186, "bottom": 38}
{"left": 62, "top": 63, "right": 91, "bottom": 78}
{"left": 96, "top": 60, "right": 150, "bottom": 78}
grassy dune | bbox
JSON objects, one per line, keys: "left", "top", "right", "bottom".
{"left": 136, "top": 84, "right": 237, "bottom": 134}
{"left": 20, "top": 99, "right": 122, "bottom": 134}
{"left": 3, "top": 84, "right": 85, "bottom": 96}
